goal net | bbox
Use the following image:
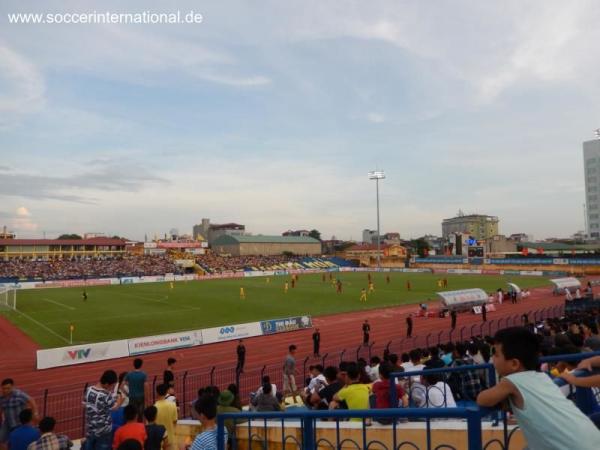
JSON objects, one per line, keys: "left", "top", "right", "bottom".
{"left": 0, "top": 286, "right": 16, "bottom": 310}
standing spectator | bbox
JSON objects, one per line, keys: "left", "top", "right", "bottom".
{"left": 191, "top": 396, "right": 227, "bottom": 450}
{"left": 362, "top": 320, "right": 370, "bottom": 345}
{"left": 236, "top": 340, "right": 246, "bottom": 374}
{"left": 143, "top": 407, "right": 168, "bottom": 450}
{"left": 163, "top": 359, "right": 176, "bottom": 387}
{"left": 0, "top": 380, "right": 37, "bottom": 448}
{"left": 283, "top": 345, "right": 300, "bottom": 403}
{"left": 126, "top": 359, "right": 147, "bottom": 420}
{"left": 113, "top": 405, "right": 146, "bottom": 449}
{"left": 312, "top": 329, "right": 321, "bottom": 357}
{"left": 27, "top": 417, "right": 71, "bottom": 450}
{"left": 153, "top": 385, "right": 177, "bottom": 450}
{"left": 7, "top": 410, "right": 40, "bottom": 450}
{"left": 406, "top": 316, "right": 413, "bottom": 338}
{"left": 450, "top": 310, "right": 457, "bottom": 330}
{"left": 481, "top": 303, "right": 487, "bottom": 323}
{"left": 84, "top": 370, "right": 122, "bottom": 450}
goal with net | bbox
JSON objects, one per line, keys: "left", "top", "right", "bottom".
{"left": 0, "top": 286, "right": 16, "bottom": 310}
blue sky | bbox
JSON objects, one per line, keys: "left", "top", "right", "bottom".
{"left": 1, "top": 0, "right": 599, "bottom": 241}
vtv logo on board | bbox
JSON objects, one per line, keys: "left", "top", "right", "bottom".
{"left": 66, "top": 348, "right": 92, "bottom": 360}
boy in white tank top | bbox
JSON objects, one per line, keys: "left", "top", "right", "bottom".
{"left": 477, "top": 327, "right": 600, "bottom": 450}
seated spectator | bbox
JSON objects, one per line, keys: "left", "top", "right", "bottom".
{"left": 191, "top": 395, "right": 227, "bottom": 450}
{"left": 367, "top": 357, "right": 381, "bottom": 382}
{"left": 113, "top": 405, "right": 147, "bottom": 449}
{"left": 190, "top": 389, "right": 204, "bottom": 420}
{"left": 8, "top": 409, "right": 40, "bottom": 450}
{"left": 226, "top": 384, "right": 242, "bottom": 410}
{"left": 309, "top": 367, "right": 342, "bottom": 409}
{"left": 252, "top": 384, "right": 281, "bottom": 412}
{"left": 372, "top": 362, "right": 408, "bottom": 409}
{"left": 216, "top": 390, "right": 241, "bottom": 438}
{"left": 27, "top": 417, "right": 71, "bottom": 450}
{"left": 143, "top": 406, "right": 168, "bottom": 450}
{"left": 330, "top": 362, "right": 370, "bottom": 420}
{"left": 448, "top": 343, "right": 482, "bottom": 402}
{"left": 420, "top": 373, "right": 456, "bottom": 408}
{"left": 117, "top": 439, "right": 142, "bottom": 450}
{"left": 305, "top": 365, "right": 327, "bottom": 395}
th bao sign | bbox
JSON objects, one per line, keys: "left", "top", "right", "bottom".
{"left": 260, "top": 315, "right": 313, "bottom": 335}
{"left": 37, "top": 340, "right": 129, "bottom": 369}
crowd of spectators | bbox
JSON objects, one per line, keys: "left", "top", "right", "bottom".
{"left": 195, "top": 254, "right": 305, "bottom": 273}
{"left": 276, "top": 307, "right": 600, "bottom": 433}
{"left": 0, "top": 256, "right": 183, "bottom": 281}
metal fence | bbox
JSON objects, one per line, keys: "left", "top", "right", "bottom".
{"left": 35, "top": 304, "right": 565, "bottom": 438}
{"left": 217, "top": 407, "right": 487, "bottom": 450}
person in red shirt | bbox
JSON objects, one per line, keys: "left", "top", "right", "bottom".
{"left": 113, "top": 404, "right": 147, "bottom": 449}
{"left": 371, "top": 362, "right": 408, "bottom": 424}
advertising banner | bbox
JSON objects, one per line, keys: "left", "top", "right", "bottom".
{"left": 128, "top": 330, "right": 201, "bottom": 355}
{"left": 37, "top": 340, "right": 130, "bottom": 370}
{"left": 202, "top": 322, "right": 263, "bottom": 344}
{"left": 260, "top": 315, "right": 313, "bottom": 335}
{"left": 34, "top": 279, "right": 112, "bottom": 289}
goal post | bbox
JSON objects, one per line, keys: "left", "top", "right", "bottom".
{"left": 0, "top": 286, "right": 16, "bottom": 310}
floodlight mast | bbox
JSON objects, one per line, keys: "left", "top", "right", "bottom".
{"left": 368, "top": 170, "right": 386, "bottom": 269}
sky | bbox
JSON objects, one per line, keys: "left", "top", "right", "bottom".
{"left": 1, "top": 0, "right": 600, "bottom": 241}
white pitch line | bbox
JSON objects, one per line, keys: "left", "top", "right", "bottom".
{"left": 43, "top": 298, "right": 75, "bottom": 310}
{"left": 12, "top": 309, "right": 70, "bottom": 344}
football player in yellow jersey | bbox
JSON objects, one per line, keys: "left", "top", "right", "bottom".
{"left": 240, "top": 287, "right": 246, "bottom": 300}
{"left": 368, "top": 281, "right": 375, "bottom": 293}
{"left": 284, "top": 282, "right": 289, "bottom": 293}
{"left": 360, "top": 288, "right": 367, "bottom": 302}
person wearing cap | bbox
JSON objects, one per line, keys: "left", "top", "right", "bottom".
{"left": 215, "top": 390, "right": 240, "bottom": 438}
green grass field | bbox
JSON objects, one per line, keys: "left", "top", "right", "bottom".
{"left": 1, "top": 272, "right": 550, "bottom": 348}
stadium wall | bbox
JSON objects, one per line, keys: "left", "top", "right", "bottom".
{"left": 36, "top": 315, "right": 313, "bottom": 369}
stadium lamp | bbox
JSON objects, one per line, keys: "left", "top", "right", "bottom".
{"left": 368, "top": 171, "right": 386, "bottom": 180}
{"left": 368, "top": 170, "right": 385, "bottom": 269}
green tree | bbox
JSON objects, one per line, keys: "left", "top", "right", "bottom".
{"left": 308, "top": 229, "right": 322, "bottom": 241}
{"left": 57, "top": 234, "right": 82, "bottom": 240}
{"left": 409, "top": 238, "right": 430, "bottom": 258}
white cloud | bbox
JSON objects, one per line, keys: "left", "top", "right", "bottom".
{"left": 0, "top": 44, "right": 45, "bottom": 127}
{"left": 366, "top": 112, "right": 385, "bottom": 123}
{"left": 16, "top": 206, "right": 31, "bottom": 217}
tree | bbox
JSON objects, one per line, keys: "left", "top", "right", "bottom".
{"left": 409, "top": 238, "right": 430, "bottom": 258}
{"left": 308, "top": 229, "right": 322, "bottom": 241}
{"left": 57, "top": 234, "right": 82, "bottom": 240}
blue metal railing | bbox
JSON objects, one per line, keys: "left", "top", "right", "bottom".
{"left": 216, "top": 407, "right": 484, "bottom": 450}
{"left": 213, "top": 351, "right": 600, "bottom": 450}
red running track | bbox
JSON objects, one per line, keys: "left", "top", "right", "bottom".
{"left": 0, "top": 285, "right": 566, "bottom": 395}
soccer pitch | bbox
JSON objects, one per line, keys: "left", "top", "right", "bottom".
{"left": 1, "top": 272, "right": 550, "bottom": 348}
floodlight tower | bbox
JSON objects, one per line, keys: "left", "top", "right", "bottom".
{"left": 368, "top": 170, "right": 385, "bottom": 269}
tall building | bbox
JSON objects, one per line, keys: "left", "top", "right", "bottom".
{"left": 584, "top": 138, "right": 600, "bottom": 238}
{"left": 442, "top": 213, "right": 499, "bottom": 240}
{"left": 193, "top": 218, "right": 245, "bottom": 245}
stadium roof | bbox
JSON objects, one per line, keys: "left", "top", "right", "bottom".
{"left": 346, "top": 243, "right": 399, "bottom": 251}
{"left": 212, "top": 235, "right": 320, "bottom": 245}
{"left": 0, "top": 238, "right": 126, "bottom": 246}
